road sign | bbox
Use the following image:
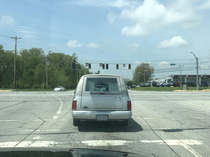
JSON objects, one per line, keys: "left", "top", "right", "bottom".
{"left": 170, "top": 64, "right": 175, "bottom": 66}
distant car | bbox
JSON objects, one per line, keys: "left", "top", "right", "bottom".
{"left": 151, "top": 82, "right": 157, "bottom": 87}
{"left": 162, "top": 82, "right": 169, "bottom": 87}
{"left": 156, "top": 82, "right": 164, "bottom": 87}
{"left": 168, "top": 82, "right": 175, "bottom": 87}
{"left": 140, "top": 83, "right": 145, "bottom": 87}
{"left": 174, "top": 81, "right": 181, "bottom": 87}
{"left": 129, "top": 85, "right": 136, "bottom": 89}
{"left": 186, "top": 81, "right": 196, "bottom": 87}
{"left": 144, "top": 82, "right": 150, "bottom": 87}
{"left": 200, "top": 81, "right": 208, "bottom": 87}
{"left": 54, "top": 86, "right": 65, "bottom": 91}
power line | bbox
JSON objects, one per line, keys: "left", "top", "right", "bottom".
{"left": 19, "top": 40, "right": 30, "bottom": 49}
{"left": 18, "top": 41, "right": 28, "bottom": 49}
{"left": 0, "top": 34, "right": 11, "bottom": 38}
{"left": 21, "top": 38, "right": 33, "bottom": 48}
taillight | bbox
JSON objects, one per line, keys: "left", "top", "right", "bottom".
{"left": 127, "top": 101, "right": 131, "bottom": 110}
{"left": 72, "top": 100, "right": 77, "bottom": 110}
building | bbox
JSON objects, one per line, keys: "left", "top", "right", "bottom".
{"left": 164, "top": 74, "right": 210, "bottom": 84}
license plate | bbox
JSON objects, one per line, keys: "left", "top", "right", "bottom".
{"left": 96, "top": 115, "right": 108, "bottom": 121}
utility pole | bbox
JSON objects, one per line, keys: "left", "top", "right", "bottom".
{"left": 132, "top": 70, "right": 134, "bottom": 85}
{"left": 46, "top": 59, "right": 49, "bottom": 89}
{"left": 190, "top": 52, "right": 199, "bottom": 91}
{"left": 11, "top": 36, "right": 21, "bottom": 89}
{"left": 138, "top": 72, "right": 141, "bottom": 85}
{"left": 143, "top": 70, "right": 147, "bottom": 83}
{"left": 179, "top": 65, "right": 184, "bottom": 87}
{"left": 75, "top": 69, "right": 81, "bottom": 84}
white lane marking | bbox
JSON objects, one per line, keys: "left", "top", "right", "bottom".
{"left": 180, "top": 143, "right": 202, "bottom": 157}
{"left": 140, "top": 140, "right": 203, "bottom": 145}
{"left": 33, "top": 136, "right": 41, "bottom": 140}
{"left": 0, "top": 139, "right": 204, "bottom": 156}
{"left": 0, "top": 142, "right": 17, "bottom": 147}
{"left": 81, "top": 140, "right": 134, "bottom": 146}
{"left": 140, "top": 140, "right": 203, "bottom": 157}
{"left": 53, "top": 116, "right": 58, "bottom": 119}
{"left": 55, "top": 96, "right": 63, "bottom": 114}
{"left": 34, "top": 119, "right": 68, "bottom": 122}
{"left": 0, "top": 141, "right": 70, "bottom": 147}
{"left": 20, "top": 129, "right": 60, "bottom": 132}
{"left": 0, "top": 120, "right": 17, "bottom": 122}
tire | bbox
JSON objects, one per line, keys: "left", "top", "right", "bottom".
{"left": 121, "top": 120, "right": 129, "bottom": 126}
{"left": 73, "top": 119, "right": 80, "bottom": 126}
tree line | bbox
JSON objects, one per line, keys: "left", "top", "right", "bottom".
{"left": 124, "top": 63, "right": 154, "bottom": 86}
{"left": 0, "top": 45, "right": 90, "bottom": 89}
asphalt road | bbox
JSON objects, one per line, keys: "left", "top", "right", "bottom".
{"left": 0, "top": 90, "right": 210, "bottom": 157}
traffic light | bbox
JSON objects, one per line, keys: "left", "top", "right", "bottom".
{"left": 106, "top": 64, "right": 108, "bottom": 69}
{"left": 88, "top": 63, "right": 91, "bottom": 69}
{"left": 116, "top": 64, "right": 119, "bottom": 70}
{"left": 102, "top": 64, "right": 105, "bottom": 69}
{"left": 128, "top": 64, "right": 131, "bottom": 70}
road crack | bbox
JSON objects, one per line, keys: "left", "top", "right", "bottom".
{"left": 140, "top": 116, "right": 181, "bottom": 157}
{"left": 14, "top": 113, "right": 46, "bottom": 147}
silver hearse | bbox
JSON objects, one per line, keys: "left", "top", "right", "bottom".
{"left": 72, "top": 74, "right": 132, "bottom": 126}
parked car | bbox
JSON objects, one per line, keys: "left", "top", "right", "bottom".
{"left": 186, "top": 81, "right": 196, "bottom": 87}
{"left": 200, "top": 81, "right": 208, "bottom": 87}
{"left": 174, "top": 81, "right": 181, "bottom": 87}
{"left": 140, "top": 83, "right": 145, "bottom": 87}
{"left": 162, "top": 82, "right": 169, "bottom": 87}
{"left": 151, "top": 82, "right": 157, "bottom": 87}
{"left": 129, "top": 85, "right": 137, "bottom": 88}
{"left": 156, "top": 82, "right": 164, "bottom": 87}
{"left": 144, "top": 82, "right": 150, "bottom": 87}
{"left": 168, "top": 81, "right": 175, "bottom": 87}
{"left": 72, "top": 74, "right": 132, "bottom": 126}
{"left": 54, "top": 86, "right": 65, "bottom": 91}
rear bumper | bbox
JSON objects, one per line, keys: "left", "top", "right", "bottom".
{"left": 72, "top": 110, "right": 132, "bottom": 120}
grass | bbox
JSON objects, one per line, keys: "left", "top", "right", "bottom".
{"left": 0, "top": 88, "right": 74, "bottom": 91}
{"left": 130, "top": 87, "right": 210, "bottom": 91}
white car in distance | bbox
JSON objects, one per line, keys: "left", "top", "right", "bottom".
{"left": 54, "top": 86, "right": 65, "bottom": 91}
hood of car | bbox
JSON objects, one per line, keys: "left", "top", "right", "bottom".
{"left": 0, "top": 147, "right": 157, "bottom": 157}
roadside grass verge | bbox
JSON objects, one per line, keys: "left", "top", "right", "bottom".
{"left": 130, "top": 87, "right": 210, "bottom": 91}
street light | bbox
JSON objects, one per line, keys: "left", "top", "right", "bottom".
{"left": 190, "top": 52, "right": 199, "bottom": 91}
{"left": 143, "top": 70, "right": 147, "bottom": 83}
{"left": 138, "top": 72, "right": 141, "bottom": 85}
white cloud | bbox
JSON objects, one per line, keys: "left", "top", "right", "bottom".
{"left": 133, "top": 61, "right": 141, "bottom": 65}
{"left": 107, "top": 12, "right": 118, "bottom": 24}
{"left": 76, "top": 0, "right": 130, "bottom": 8}
{"left": 0, "top": 15, "right": 15, "bottom": 25}
{"left": 199, "top": 0, "right": 210, "bottom": 9}
{"left": 66, "top": 40, "right": 83, "bottom": 48}
{"left": 158, "top": 61, "right": 170, "bottom": 67}
{"left": 158, "top": 36, "right": 189, "bottom": 48}
{"left": 199, "top": 65, "right": 209, "bottom": 70}
{"left": 87, "top": 42, "right": 99, "bottom": 48}
{"left": 128, "top": 43, "right": 139, "bottom": 48}
{"left": 120, "top": 0, "right": 201, "bottom": 36}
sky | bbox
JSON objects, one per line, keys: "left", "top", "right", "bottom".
{"left": 0, "top": 0, "right": 210, "bottom": 80}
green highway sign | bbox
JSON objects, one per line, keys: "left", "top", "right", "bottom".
{"left": 170, "top": 64, "right": 176, "bottom": 66}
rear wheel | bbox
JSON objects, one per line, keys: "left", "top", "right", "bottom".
{"left": 73, "top": 119, "right": 80, "bottom": 126}
{"left": 121, "top": 120, "right": 129, "bottom": 126}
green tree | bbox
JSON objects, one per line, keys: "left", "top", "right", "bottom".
{"left": 134, "top": 63, "right": 154, "bottom": 85}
